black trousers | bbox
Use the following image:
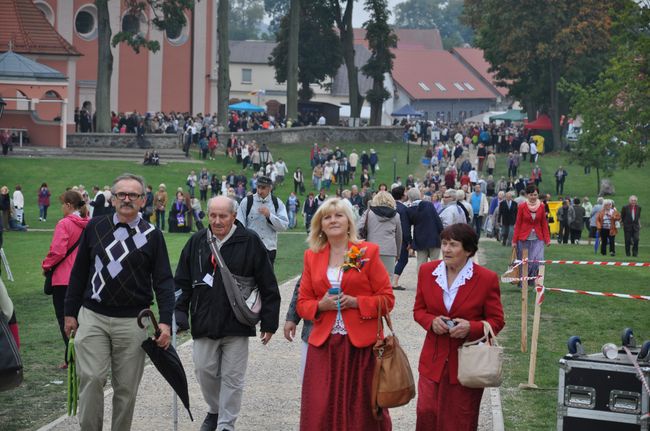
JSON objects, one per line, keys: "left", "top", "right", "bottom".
{"left": 53, "top": 285, "right": 69, "bottom": 363}
{"left": 600, "top": 229, "right": 615, "bottom": 255}
{"left": 624, "top": 227, "right": 640, "bottom": 256}
{"left": 559, "top": 222, "right": 570, "bottom": 244}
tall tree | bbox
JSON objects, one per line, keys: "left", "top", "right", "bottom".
{"left": 95, "top": 0, "right": 194, "bottom": 132}
{"left": 269, "top": 1, "right": 342, "bottom": 102}
{"left": 286, "top": 0, "right": 300, "bottom": 121}
{"left": 217, "top": 0, "right": 231, "bottom": 126}
{"left": 463, "top": 0, "right": 615, "bottom": 150}
{"left": 562, "top": 1, "right": 650, "bottom": 191}
{"left": 394, "top": 0, "right": 473, "bottom": 48}
{"left": 362, "top": 0, "right": 396, "bottom": 126}
{"left": 229, "top": 0, "right": 266, "bottom": 40}
{"left": 318, "top": 0, "right": 363, "bottom": 121}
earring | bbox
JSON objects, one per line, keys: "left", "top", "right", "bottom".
{"left": 319, "top": 232, "right": 323, "bottom": 238}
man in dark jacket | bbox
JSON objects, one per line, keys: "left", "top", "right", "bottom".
{"left": 498, "top": 191, "right": 518, "bottom": 246}
{"left": 621, "top": 195, "right": 641, "bottom": 257}
{"left": 391, "top": 186, "right": 411, "bottom": 290}
{"left": 406, "top": 188, "right": 444, "bottom": 271}
{"left": 174, "top": 196, "right": 281, "bottom": 431}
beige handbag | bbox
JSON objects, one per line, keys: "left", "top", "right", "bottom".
{"left": 457, "top": 321, "right": 504, "bottom": 388}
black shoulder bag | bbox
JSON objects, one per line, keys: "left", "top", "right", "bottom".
{"left": 43, "top": 237, "right": 82, "bottom": 295}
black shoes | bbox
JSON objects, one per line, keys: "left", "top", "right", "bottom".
{"left": 200, "top": 413, "right": 219, "bottom": 431}
{"left": 393, "top": 286, "right": 406, "bottom": 291}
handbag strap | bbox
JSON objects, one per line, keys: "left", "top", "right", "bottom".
{"left": 48, "top": 236, "right": 82, "bottom": 274}
{"left": 375, "top": 298, "right": 394, "bottom": 341}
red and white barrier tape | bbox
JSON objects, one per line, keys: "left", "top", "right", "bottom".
{"left": 500, "top": 275, "right": 541, "bottom": 283}
{"left": 546, "top": 288, "right": 650, "bottom": 301}
{"left": 514, "top": 259, "right": 650, "bottom": 267}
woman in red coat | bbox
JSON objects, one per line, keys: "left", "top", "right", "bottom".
{"left": 512, "top": 184, "right": 550, "bottom": 281}
{"left": 414, "top": 223, "right": 505, "bottom": 431}
{"left": 297, "top": 197, "right": 395, "bottom": 430}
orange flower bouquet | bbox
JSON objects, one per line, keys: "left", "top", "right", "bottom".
{"left": 341, "top": 245, "right": 369, "bottom": 272}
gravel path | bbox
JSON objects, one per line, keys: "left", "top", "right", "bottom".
{"left": 41, "top": 245, "right": 503, "bottom": 431}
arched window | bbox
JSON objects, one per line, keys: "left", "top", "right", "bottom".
{"left": 34, "top": 1, "right": 55, "bottom": 26}
{"left": 75, "top": 5, "right": 98, "bottom": 40}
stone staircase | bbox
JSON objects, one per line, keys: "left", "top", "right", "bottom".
{"left": 9, "top": 146, "right": 203, "bottom": 164}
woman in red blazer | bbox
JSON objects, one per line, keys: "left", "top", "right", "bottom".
{"left": 297, "top": 197, "right": 395, "bottom": 430}
{"left": 512, "top": 184, "right": 550, "bottom": 282}
{"left": 414, "top": 223, "right": 504, "bottom": 431}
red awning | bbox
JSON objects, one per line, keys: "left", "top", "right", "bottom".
{"left": 524, "top": 114, "right": 552, "bottom": 130}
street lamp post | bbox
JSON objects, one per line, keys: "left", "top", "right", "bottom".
{"left": 0, "top": 97, "right": 6, "bottom": 120}
{"left": 259, "top": 143, "right": 270, "bottom": 168}
{"left": 393, "top": 155, "right": 397, "bottom": 182}
{"left": 406, "top": 138, "right": 411, "bottom": 165}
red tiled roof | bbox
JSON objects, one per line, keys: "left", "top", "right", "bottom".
{"left": 0, "top": 0, "right": 80, "bottom": 56}
{"left": 451, "top": 47, "right": 508, "bottom": 97}
{"left": 392, "top": 49, "right": 496, "bottom": 100}
{"left": 353, "top": 28, "right": 443, "bottom": 50}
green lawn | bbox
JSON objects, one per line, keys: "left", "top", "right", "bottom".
{"left": 0, "top": 144, "right": 648, "bottom": 430}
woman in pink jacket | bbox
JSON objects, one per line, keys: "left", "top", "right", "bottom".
{"left": 41, "top": 190, "right": 89, "bottom": 368}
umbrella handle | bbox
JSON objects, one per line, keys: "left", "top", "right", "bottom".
{"left": 137, "top": 309, "right": 161, "bottom": 338}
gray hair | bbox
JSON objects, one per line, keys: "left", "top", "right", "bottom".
{"left": 597, "top": 197, "right": 604, "bottom": 204}
{"left": 456, "top": 190, "right": 465, "bottom": 201}
{"left": 111, "top": 173, "right": 146, "bottom": 195}
{"left": 207, "top": 196, "right": 238, "bottom": 214}
{"left": 603, "top": 199, "right": 613, "bottom": 206}
{"left": 407, "top": 188, "right": 421, "bottom": 202}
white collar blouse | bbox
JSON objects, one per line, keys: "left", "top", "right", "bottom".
{"left": 432, "top": 259, "right": 474, "bottom": 313}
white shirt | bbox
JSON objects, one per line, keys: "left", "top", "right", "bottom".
{"left": 327, "top": 266, "right": 347, "bottom": 334}
{"left": 12, "top": 191, "right": 24, "bottom": 208}
{"left": 432, "top": 259, "right": 474, "bottom": 312}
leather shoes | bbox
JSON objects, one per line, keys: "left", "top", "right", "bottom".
{"left": 200, "top": 413, "right": 219, "bottom": 431}
{"left": 393, "top": 285, "right": 406, "bottom": 291}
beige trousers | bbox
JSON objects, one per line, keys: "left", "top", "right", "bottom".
{"left": 74, "top": 307, "right": 147, "bottom": 431}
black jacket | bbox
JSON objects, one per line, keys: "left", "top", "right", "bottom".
{"left": 498, "top": 200, "right": 518, "bottom": 226}
{"left": 174, "top": 221, "right": 281, "bottom": 339}
{"left": 407, "top": 200, "right": 443, "bottom": 250}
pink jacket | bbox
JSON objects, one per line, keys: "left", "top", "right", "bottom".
{"left": 42, "top": 214, "right": 89, "bottom": 287}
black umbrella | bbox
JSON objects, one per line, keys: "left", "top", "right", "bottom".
{"left": 137, "top": 309, "right": 194, "bottom": 421}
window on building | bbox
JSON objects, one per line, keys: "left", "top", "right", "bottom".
{"left": 165, "top": 19, "right": 189, "bottom": 46}
{"left": 434, "top": 82, "right": 447, "bottom": 92}
{"left": 35, "top": 1, "right": 55, "bottom": 26}
{"left": 464, "top": 82, "right": 476, "bottom": 91}
{"left": 418, "top": 82, "right": 431, "bottom": 92}
{"left": 453, "top": 82, "right": 465, "bottom": 91}
{"left": 122, "top": 13, "right": 143, "bottom": 34}
{"left": 75, "top": 5, "right": 98, "bottom": 40}
{"left": 242, "top": 68, "right": 252, "bottom": 84}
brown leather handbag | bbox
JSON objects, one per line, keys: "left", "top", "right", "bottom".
{"left": 370, "top": 300, "right": 416, "bottom": 420}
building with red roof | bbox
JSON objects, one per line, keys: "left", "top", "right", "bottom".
{"left": 391, "top": 49, "right": 498, "bottom": 122}
{"left": 451, "top": 47, "right": 509, "bottom": 99}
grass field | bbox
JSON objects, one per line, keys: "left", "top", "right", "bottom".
{"left": 0, "top": 142, "right": 649, "bottom": 430}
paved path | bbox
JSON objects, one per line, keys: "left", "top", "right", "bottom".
{"left": 40, "top": 247, "right": 503, "bottom": 431}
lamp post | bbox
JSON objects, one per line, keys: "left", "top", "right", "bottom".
{"left": 406, "top": 137, "right": 411, "bottom": 165}
{"left": 393, "top": 155, "right": 397, "bottom": 182}
{"left": 259, "top": 143, "right": 270, "bottom": 168}
{"left": 0, "top": 97, "right": 6, "bottom": 120}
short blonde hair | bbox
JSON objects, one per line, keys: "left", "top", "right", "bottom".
{"left": 307, "top": 197, "right": 359, "bottom": 252}
{"left": 371, "top": 190, "right": 396, "bottom": 209}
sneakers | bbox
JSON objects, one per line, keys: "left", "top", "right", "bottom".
{"left": 199, "top": 413, "right": 219, "bottom": 431}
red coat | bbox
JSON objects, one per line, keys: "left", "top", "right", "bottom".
{"left": 297, "top": 241, "right": 395, "bottom": 348}
{"left": 413, "top": 261, "right": 505, "bottom": 384}
{"left": 512, "top": 202, "right": 550, "bottom": 245}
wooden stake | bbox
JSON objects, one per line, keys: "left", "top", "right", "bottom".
{"left": 521, "top": 265, "right": 544, "bottom": 390}
{"left": 521, "top": 248, "right": 529, "bottom": 353}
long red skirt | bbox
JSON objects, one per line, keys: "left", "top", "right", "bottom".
{"left": 300, "top": 334, "right": 391, "bottom": 431}
{"left": 415, "top": 364, "right": 483, "bottom": 431}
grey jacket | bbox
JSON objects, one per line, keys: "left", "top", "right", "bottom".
{"left": 285, "top": 277, "right": 312, "bottom": 343}
{"left": 358, "top": 206, "right": 402, "bottom": 257}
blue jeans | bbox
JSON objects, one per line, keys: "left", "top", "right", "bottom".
{"left": 288, "top": 211, "right": 296, "bottom": 229}
{"left": 155, "top": 210, "right": 165, "bottom": 230}
{"left": 39, "top": 204, "right": 49, "bottom": 220}
{"left": 472, "top": 215, "right": 484, "bottom": 238}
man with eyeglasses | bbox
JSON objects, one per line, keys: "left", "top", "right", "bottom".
{"left": 64, "top": 173, "right": 175, "bottom": 430}
{"left": 439, "top": 189, "right": 466, "bottom": 228}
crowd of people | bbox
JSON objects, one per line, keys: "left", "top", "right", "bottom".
{"left": 1, "top": 120, "right": 645, "bottom": 431}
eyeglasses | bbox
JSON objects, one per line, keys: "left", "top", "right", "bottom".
{"left": 114, "top": 192, "right": 143, "bottom": 200}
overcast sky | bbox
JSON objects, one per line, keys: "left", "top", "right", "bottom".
{"left": 352, "top": 0, "right": 405, "bottom": 27}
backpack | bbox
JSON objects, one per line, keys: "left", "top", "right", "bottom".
{"left": 245, "top": 194, "right": 279, "bottom": 219}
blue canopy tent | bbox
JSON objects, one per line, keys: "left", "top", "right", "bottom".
{"left": 391, "top": 104, "right": 423, "bottom": 117}
{"left": 228, "top": 101, "right": 265, "bottom": 112}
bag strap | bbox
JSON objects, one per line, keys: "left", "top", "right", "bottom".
{"left": 205, "top": 230, "right": 241, "bottom": 311}
{"left": 375, "top": 298, "right": 394, "bottom": 341}
{"left": 48, "top": 236, "right": 82, "bottom": 274}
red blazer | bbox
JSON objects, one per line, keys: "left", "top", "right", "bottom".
{"left": 297, "top": 241, "right": 395, "bottom": 348}
{"left": 512, "top": 203, "right": 550, "bottom": 245}
{"left": 413, "top": 260, "right": 505, "bottom": 385}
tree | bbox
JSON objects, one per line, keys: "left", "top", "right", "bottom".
{"left": 229, "top": 0, "right": 266, "bottom": 40}
{"left": 463, "top": 0, "right": 616, "bottom": 151}
{"left": 394, "top": 0, "right": 473, "bottom": 49}
{"left": 562, "top": 1, "right": 650, "bottom": 191}
{"left": 318, "top": 0, "right": 364, "bottom": 121}
{"left": 361, "top": 0, "right": 396, "bottom": 126}
{"left": 95, "top": 0, "right": 194, "bottom": 132}
{"left": 269, "top": 1, "right": 342, "bottom": 102}
{"left": 217, "top": 0, "right": 231, "bottom": 127}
